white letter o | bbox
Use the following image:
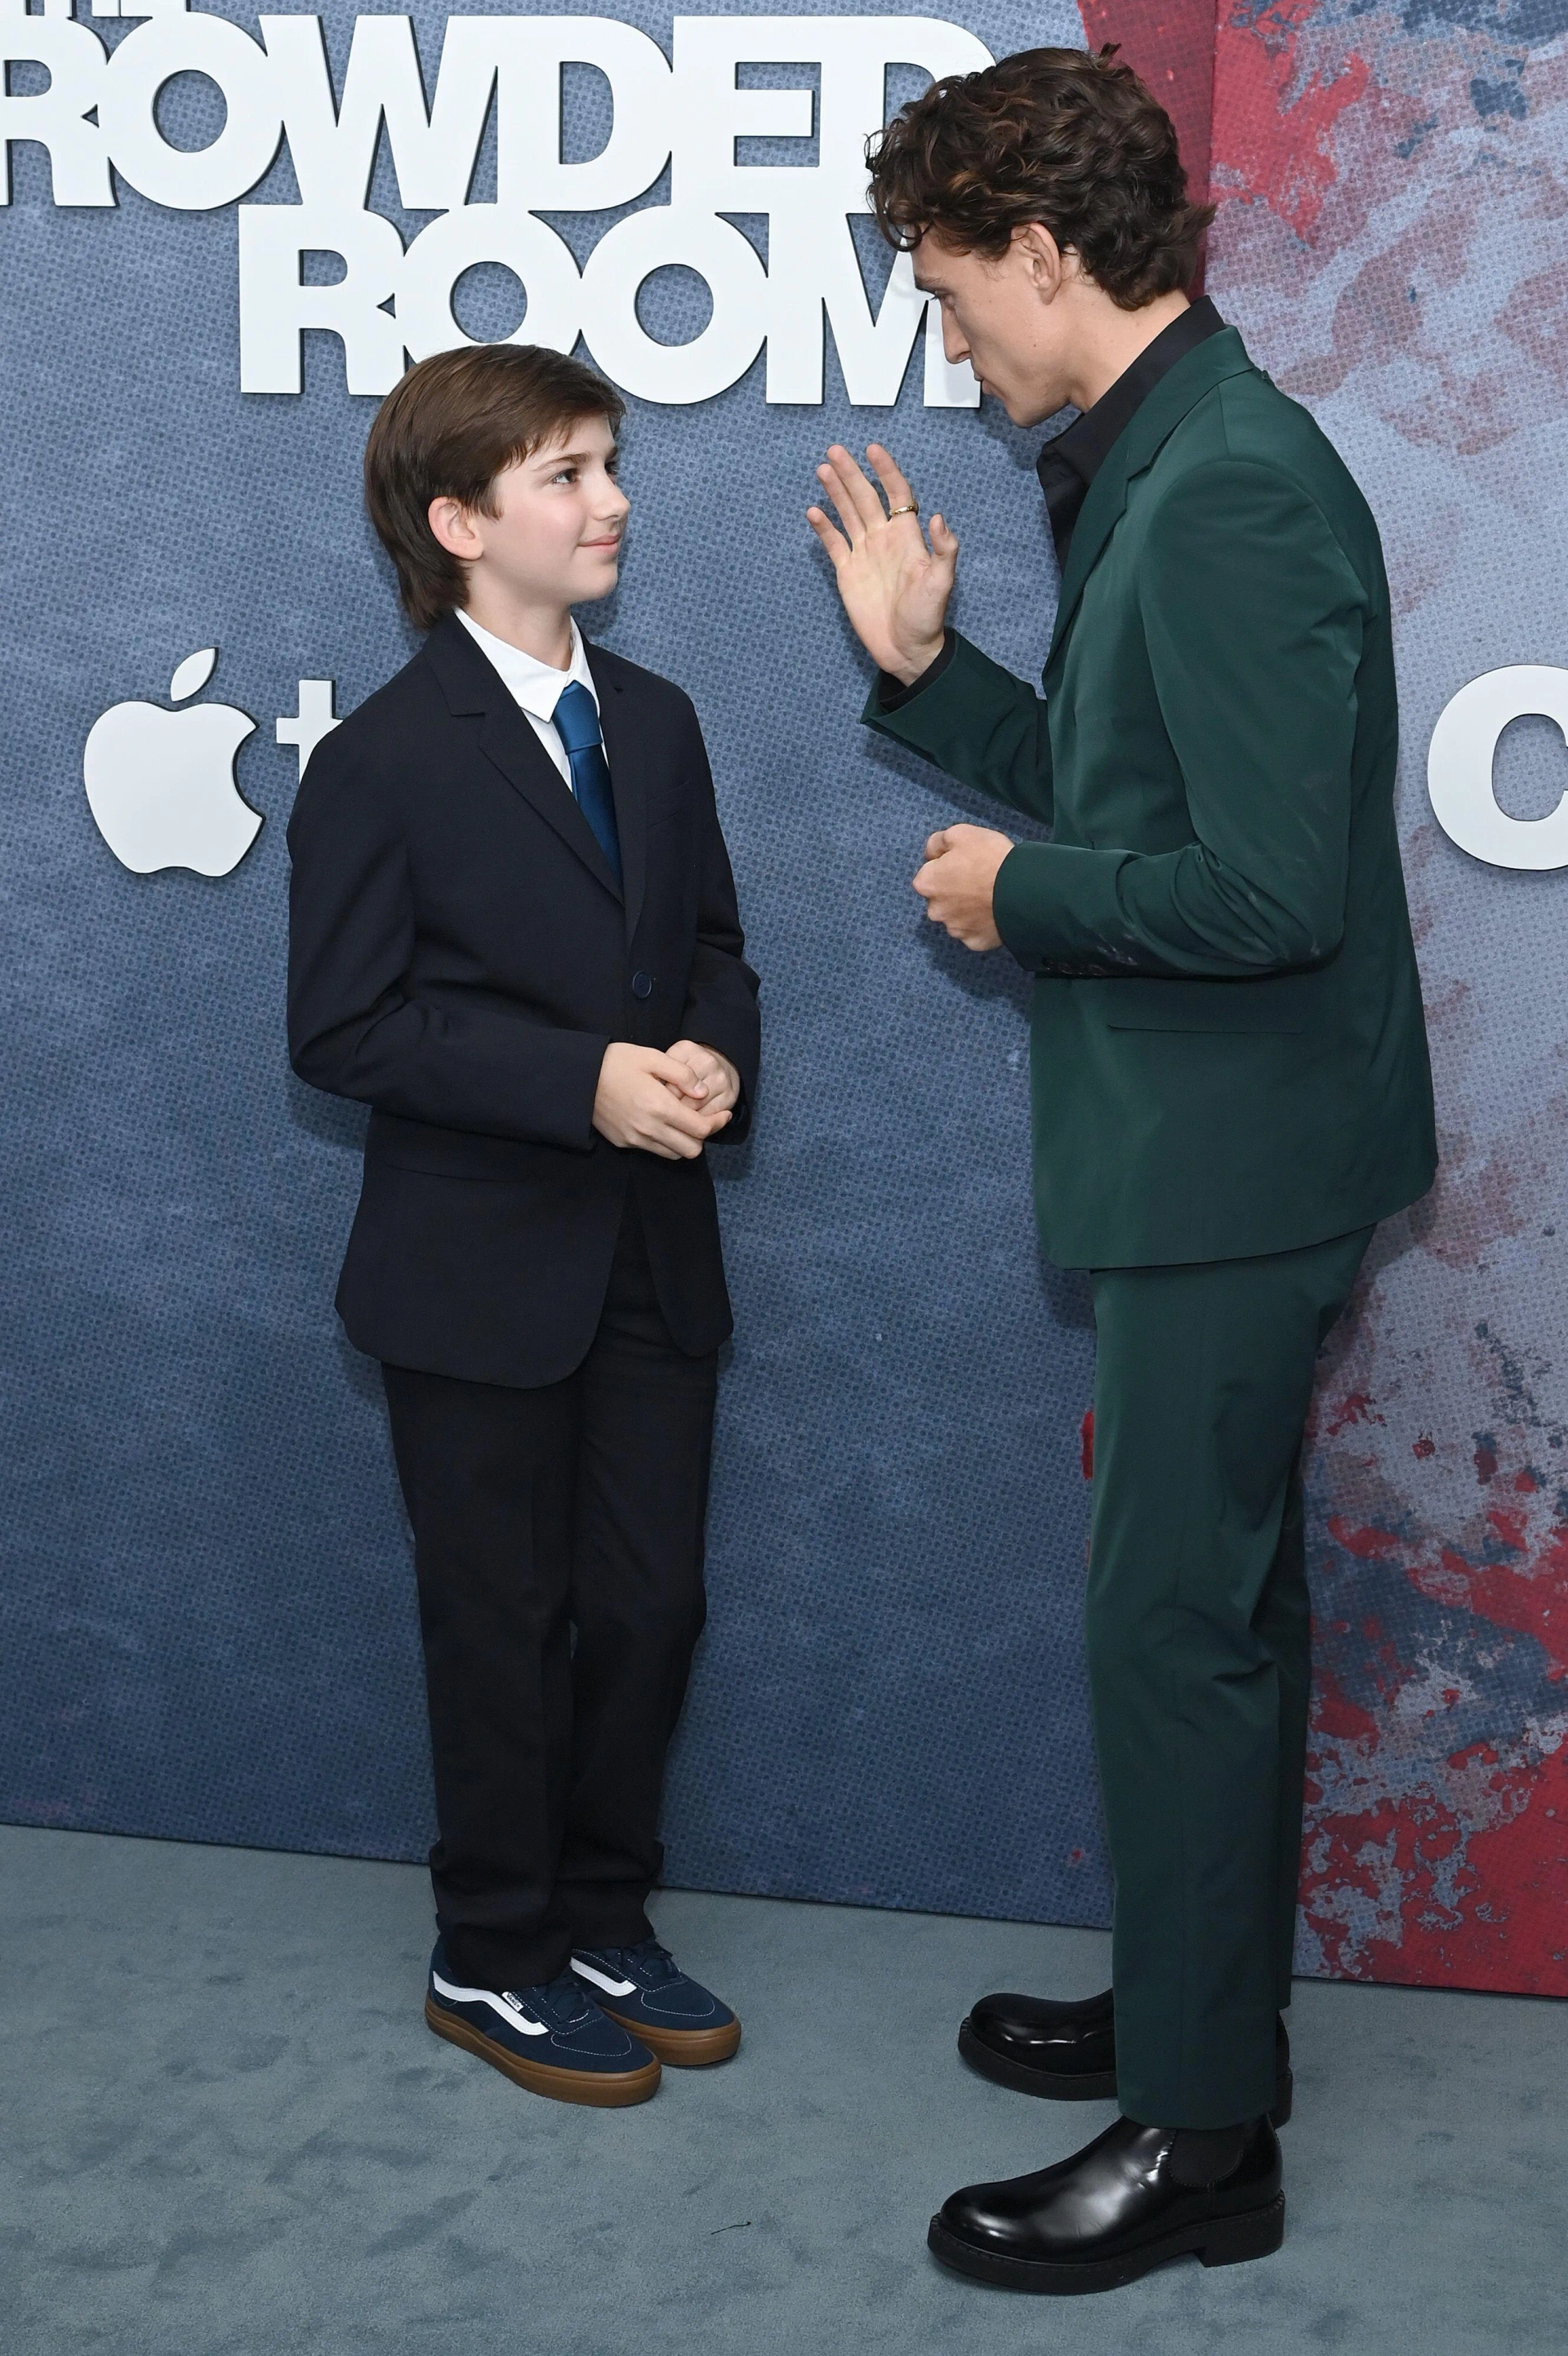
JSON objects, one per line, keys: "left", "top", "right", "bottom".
{"left": 1428, "top": 666, "right": 1568, "bottom": 871}
{"left": 100, "top": 18, "right": 281, "bottom": 211}
{"left": 398, "top": 209, "right": 582, "bottom": 365}
{"left": 580, "top": 211, "right": 767, "bottom": 405}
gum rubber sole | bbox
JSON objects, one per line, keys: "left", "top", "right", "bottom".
{"left": 926, "top": 2193, "right": 1285, "bottom": 2293}
{"left": 598, "top": 2007, "right": 742, "bottom": 2067}
{"left": 425, "top": 1995, "right": 662, "bottom": 2106}
{"left": 958, "top": 2023, "right": 1294, "bottom": 2127}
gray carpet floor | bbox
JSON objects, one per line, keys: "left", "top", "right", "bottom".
{"left": 2, "top": 1824, "right": 1563, "bottom": 2354}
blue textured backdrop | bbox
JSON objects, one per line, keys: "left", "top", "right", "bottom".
{"left": 0, "top": 0, "right": 1117, "bottom": 1928}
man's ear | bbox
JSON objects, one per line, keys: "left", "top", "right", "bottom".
{"left": 1014, "top": 221, "right": 1068, "bottom": 303}
{"left": 428, "top": 495, "right": 483, "bottom": 563}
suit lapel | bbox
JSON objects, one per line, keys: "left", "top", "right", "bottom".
{"left": 421, "top": 612, "right": 623, "bottom": 905}
{"left": 586, "top": 642, "right": 648, "bottom": 945}
{"left": 1045, "top": 329, "right": 1258, "bottom": 673}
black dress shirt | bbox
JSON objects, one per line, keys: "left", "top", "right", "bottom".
{"left": 877, "top": 295, "right": 1227, "bottom": 711}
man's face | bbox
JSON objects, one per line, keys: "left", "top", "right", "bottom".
{"left": 913, "top": 229, "right": 1074, "bottom": 428}
{"left": 463, "top": 412, "right": 630, "bottom": 609}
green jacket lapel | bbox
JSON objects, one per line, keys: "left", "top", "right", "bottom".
{"left": 1045, "top": 328, "right": 1258, "bottom": 673}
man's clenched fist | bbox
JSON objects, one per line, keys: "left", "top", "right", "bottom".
{"left": 913, "top": 824, "right": 1015, "bottom": 951}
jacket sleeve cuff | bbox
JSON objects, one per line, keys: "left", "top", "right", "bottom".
{"left": 871, "top": 629, "right": 956, "bottom": 716}
{"left": 993, "top": 841, "right": 1129, "bottom": 973}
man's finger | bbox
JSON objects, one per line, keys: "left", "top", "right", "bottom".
{"left": 805, "top": 506, "right": 851, "bottom": 569}
{"left": 924, "top": 828, "right": 951, "bottom": 861}
{"left": 812, "top": 465, "right": 862, "bottom": 546}
{"left": 822, "top": 443, "right": 888, "bottom": 533}
{"left": 865, "top": 442, "right": 917, "bottom": 515}
{"left": 929, "top": 514, "right": 959, "bottom": 563}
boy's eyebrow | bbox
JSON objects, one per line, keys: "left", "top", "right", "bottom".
{"left": 532, "top": 442, "right": 619, "bottom": 471}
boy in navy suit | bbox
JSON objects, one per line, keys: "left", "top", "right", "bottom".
{"left": 287, "top": 345, "right": 760, "bottom": 2107}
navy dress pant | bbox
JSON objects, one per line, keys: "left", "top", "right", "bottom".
{"left": 382, "top": 1197, "right": 717, "bottom": 1991}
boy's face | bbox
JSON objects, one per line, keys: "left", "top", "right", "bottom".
{"left": 439, "top": 412, "right": 630, "bottom": 613}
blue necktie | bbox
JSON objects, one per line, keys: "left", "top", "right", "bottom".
{"left": 551, "top": 679, "right": 621, "bottom": 889}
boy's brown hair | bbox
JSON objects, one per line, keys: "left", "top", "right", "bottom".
{"left": 867, "top": 46, "right": 1214, "bottom": 310}
{"left": 363, "top": 344, "right": 626, "bottom": 631}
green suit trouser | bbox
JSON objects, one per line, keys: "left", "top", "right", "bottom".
{"left": 1086, "top": 1224, "right": 1373, "bottom": 2130}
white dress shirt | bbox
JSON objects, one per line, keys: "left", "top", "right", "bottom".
{"left": 455, "top": 608, "right": 604, "bottom": 791}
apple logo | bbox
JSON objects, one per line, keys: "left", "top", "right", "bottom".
{"left": 83, "top": 648, "right": 261, "bottom": 877}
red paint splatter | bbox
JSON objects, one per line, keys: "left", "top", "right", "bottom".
{"left": 1301, "top": 1741, "right": 1568, "bottom": 1998}
{"left": 1327, "top": 1515, "right": 1404, "bottom": 1560}
{"left": 1080, "top": 1407, "right": 1094, "bottom": 1481}
{"left": 1311, "top": 1667, "right": 1379, "bottom": 1743}
{"left": 1211, "top": 0, "right": 1370, "bottom": 242}
{"left": 1474, "top": 1439, "right": 1499, "bottom": 1485}
{"left": 1409, "top": 1526, "right": 1568, "bottom": 1677}
{"left": 1412, "top": 1436, "right": 1436, "bottom": 1460}
{"left": 1326, "top": 1390, "right": 1384, "bottom": 1437}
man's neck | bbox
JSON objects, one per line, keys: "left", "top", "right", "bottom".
{"left": 1062, "top": 287, "right": 1192, "bottom": 415}
{"left": 461, "top": 586, "right": 574, "bottom": 671}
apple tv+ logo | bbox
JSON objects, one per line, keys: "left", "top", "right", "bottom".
{"left": 84, "top": 649, "right": 262, "bottom": 878}
{"left": 82, "top": 657, "right": 341, "bottom": 880}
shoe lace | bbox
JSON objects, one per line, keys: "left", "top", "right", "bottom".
{"left": 510, "top": 1970, "right": 597, "bottom": 2030}
{"left": 605, "top": 1938, "right": 681, "bottom": 1988}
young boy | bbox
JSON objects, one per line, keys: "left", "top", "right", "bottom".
{"left": 287, "top": 345, "right": 760, "bottom": 2108}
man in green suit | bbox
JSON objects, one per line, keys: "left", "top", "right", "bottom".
{"left": 808, "top": 48, "right": 1435, "bottom": 2293}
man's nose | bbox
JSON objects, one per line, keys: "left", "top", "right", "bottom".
{"left": 942, "top": 316, "right": 969, "bottom": 364}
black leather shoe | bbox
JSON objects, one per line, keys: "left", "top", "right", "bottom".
{"left": 928, "top": 2113, "right": 1284, "bottom": 2293}
{"left": 958, "top": 1990, "right": 1294, "bottom": 2126}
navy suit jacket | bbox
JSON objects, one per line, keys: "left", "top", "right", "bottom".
{"left": 287, "top": 610, "right": 760, "bottom": 1387}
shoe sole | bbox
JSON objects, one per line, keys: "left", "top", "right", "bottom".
{"left": 956, "top": 2024, "right": 1294, "bottom": 2128}
{"left": 425, "top": 1996, "right": 662, "bottom": 2107}
{"left": 598, "top": 2006, "right": 742, "bottom": 2067}
{"left": 926, "top": 2193, "right": 1285, "bottom": 2293}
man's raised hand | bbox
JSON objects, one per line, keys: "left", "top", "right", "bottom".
{"left": 807, "top": 443, "right": 958, "bottom": 684}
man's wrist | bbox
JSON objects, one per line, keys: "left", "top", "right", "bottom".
{"left": 876, "top": 629, "right": 957, "bottom": 713}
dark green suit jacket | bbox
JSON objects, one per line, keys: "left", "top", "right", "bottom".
{"left": 866, "top": 327, "right": 1436, "bottom": 1269}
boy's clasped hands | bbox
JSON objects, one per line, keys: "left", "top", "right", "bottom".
{"left": 592, "top": 1040, "right": 741, "bottom": 1160}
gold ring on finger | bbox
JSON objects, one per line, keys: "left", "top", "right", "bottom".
{"left": 886, "top": 500, "right": 919, "bottom": 519}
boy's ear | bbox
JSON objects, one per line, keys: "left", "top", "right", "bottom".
{"left": 428, "top": 495, "right": 483, "bottom": 563}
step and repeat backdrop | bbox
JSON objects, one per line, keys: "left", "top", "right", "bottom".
{"left": 2, "top": 0, "right": 1564, "bottom": 1994}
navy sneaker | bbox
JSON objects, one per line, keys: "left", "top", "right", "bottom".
{"left": 425, "top": 1943, "right": 661, "bottom": 2106}
{"left": 571, "top": 1939, "right": 742, "bottom": 2065}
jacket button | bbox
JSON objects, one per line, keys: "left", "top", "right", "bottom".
{"left": 631, "top": 971, "right": 653, "bottom": 999}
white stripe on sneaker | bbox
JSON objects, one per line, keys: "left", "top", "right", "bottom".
{"left": 431, "top": 1969, "right": 550, "bottom": 2035}
{"left": 571, "top": 1957, "right": 639, "bottom": 1997}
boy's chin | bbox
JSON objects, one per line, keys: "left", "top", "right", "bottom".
{"left": 572, "top": 557, "right": 621, "bottom": 603}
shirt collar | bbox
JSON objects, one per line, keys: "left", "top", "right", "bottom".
{"left": 455, "top": 608, "right": 598, "bottom": 725}
{"left": 1036, "top": 296, "right": 1227, "bottom": 498}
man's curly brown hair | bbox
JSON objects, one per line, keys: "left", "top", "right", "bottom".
{"left": 867, "top": 46, "right": 1214, "bottom": 310}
